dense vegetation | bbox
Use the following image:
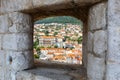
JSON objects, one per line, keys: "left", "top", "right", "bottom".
{"left": 35, "top": 16, "right": 82, "bottom": 25}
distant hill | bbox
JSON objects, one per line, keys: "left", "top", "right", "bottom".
{"left": 35, "top": 16, "right": 82, "bottom": 25}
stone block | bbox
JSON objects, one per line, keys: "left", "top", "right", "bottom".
{"left": 1, "top": 0, "right": 33, "bottom": 14}
{"left": 3, "top": 33, "right": 33, "bottom": 51}
{"left": 16, "top": 33, "right": 33, "bottom": 51}
{"left": 0, "top": 68, "right": 4, "bottom": 80}
{"left": 0, "top": 51, "right": 5, "bottom": 80}
{"left": 87, "top": 53, "right": 105, "bottom": 80}
{"left": 0, "top": 50, "right": 5, "bottom": 67}
{"left": 87, "top": 32, "right": 93, "bottom": 52}
{"left": 108, "top": 0, "right": 120, "bottom": 28}
{"left": 16, "top": 68, "right": 72, "bottom": 80}
{"left": 32, "top": 0, "right": 73, "bottom": 10}
{"left": 8, "top": 12, "right": 33, "bottom": 33}
{"left": 6, "top": 51, "right": 34, "bottom": 71}
{"left": 74, "top": 0, "right": 102, "bottom": 6}
{"left": 89, "top": 2, "right": 107, "bottom": 30}
{"left": 16, "top": 71, "right": 33, "bottom": 80}
{"left": 3, "top": 34, "right": 17, "bottom": 50}
{"left": 106, "top": 62, "right": 120, "bottom": 80}
{"left": 93, "top": 30, "right": 107, "bottom": 57}
{"left": 0, "top": 15, "right": 11, "bottom": 33}
{"left": 0, "top": 35, "right": 2, "bottom": 50}
{"left": 107, "top": 0, "right": 120, "bottom": 78}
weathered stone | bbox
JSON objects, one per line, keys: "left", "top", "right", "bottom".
{"left": 6, "top": 51, "right": 34, "bottom": 71}
{"left": 0, "top": 51, "right": 5, "bottom": 80}
{"left": 74, "top": 0, "right": 102, "bottom": 6}
{"left": 0, "top": 50, "right": 5, "bottom": 67}
{"left": 3, "top": 33, "right": 33, "bottom": 51}
{"left": 0, "top": 0, "right": 104, "bottom": 15}
{"left": 87, "top": 32, "right": 93, "bottom": 52}
{"left": 33, "top": 0, "right": 73, "bottom": 10}
{"left": 0, "top": 35, "right": 3, "bottom": 50}
{"left": 3, "top": 34, "right": 17, "bottom": 50}
{"left": 87, "top": 53, "right": 105, "bottom": 80}
{"left": 0, "top": 15, "right": 10, "bottom": 33}
{"left": 89, "top": 2, "right": 107, "bottom": 31}
{"left": 106, "top": 63, "right": 120, "bottom": 80}
{"left": 16, "top": 33, "right": 33, "bottom": 51}
{"left": 106, "top": 0, "right": 120, "bottom": 80}
{"left": 93, "top": 30, "right": 107, "bottom": 57}
{"left": 0, "top": 68, "right": 5, "bottom": 80}
{"left": 0, "top": 0, "right": 33, "bottom": 14}
{"left": 16, "top": 68, "right": 72, "bottom": 80}
{"left": 8, "top": 12, "right": 33, "bottom": 33}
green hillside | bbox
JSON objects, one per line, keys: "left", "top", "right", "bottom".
{"left": 35, "top": 16, "right": 82, "bottom": 25}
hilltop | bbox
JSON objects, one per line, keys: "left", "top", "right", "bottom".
{"left": 35, "top": 16, "right": 82, "bottom": 25}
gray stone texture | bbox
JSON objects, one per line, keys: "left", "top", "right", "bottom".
{"left": 0, "top": 12, "right": 33, "bottom": 80}
{"left": 0, "top": 35, "right": 3, "bottom": 50}
{"left": 87, "top": 2, "right": 107, "bottom": 80}
{"left": 6, "top": 51, "right": 34, "bottom": 71}
{"left": 0, "top": 0, "right": 104, "bottom": 15}
{"left": 3, "top": 33, "right": 33, "bottom": 51}
{"left": 1, "top": 0, "right": 120, "bottom": 80}
{"left": 0, "top": 15, "right": 10, "bottom": 33}
{"left": 0, "top": 51, "right": 5, "bottom": 80}
{"left": 16, "top": 68, "right": 73, "bottom": 80}
{"left": 89, "top": 2, "right": 107, "bottom": 31}
{"left": 8, "top": 12, "right": 33, "bottom": 33}
{"left": 106, "top": 0, "right": 120, "bottom": 80}
{"left": 93, "top": 30, "right": 107, "bottom": 57}
{"left": 87, "top": 53, "right": 105, "bottom": 80}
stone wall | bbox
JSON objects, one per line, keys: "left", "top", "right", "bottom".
{"left": 106, "top": 0, "right": 120, "bottom": 80}
{"left": 1, "top": 0, "right": 120, "bottom": 80}
{"left": 87, "top": 2, "right": 107, "bottom": 80}
{"left": 0, "top": 12, "right": 34, "bottom": 80}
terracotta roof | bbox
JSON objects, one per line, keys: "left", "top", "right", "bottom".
{"left": 53, "top": 56, "right": 66, "bottom": 60}
{"left": 40, "top": 36, "right": 55, "bottom": 39}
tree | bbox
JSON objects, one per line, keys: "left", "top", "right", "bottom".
{"left": 64, "top": 36, "right": 71, "bottom": 41}
{"left": 45, "top": 30, "right": 49, "bottom": 36}
{"left": 54, "top": 45, "right": 58, "bottom": 48}
{"left": 54, "top": 32, "right": 58, "bottom": 36}
{"left": 34, "top": 38, "right": 39, "bottom": 49}
{"left": 77, "top": 36, "right": 83, "bottom": 44}
{"left": 47, "top": 46, "right": 52, "bottom": 48}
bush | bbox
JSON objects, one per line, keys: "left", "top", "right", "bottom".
{"left": 34, "top": 54, "right": 39, "bottom": 59}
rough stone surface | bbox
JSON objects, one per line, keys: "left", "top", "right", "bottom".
{"left": 6, "top": 51, "right": 34, "bottom": 71}
{"left": 0, "top": 15, "right": 10, "bottom": 33}
{"left": 93, "top": 30, "right": 107, "bottom": 57}
{"left": 0, "top": 0, "right": 104, "bottom": 15}
{"left": 8, "top": 12, "right": 33, "bottom": 33}
{"left": 87, "top": 32, "right": 93, "bottom": 52}
{"left": 106, "top": 0, "right": 120, "bottom": 80}
{"left": 0, "top": 51, "right": 5, "bottom": 67}
{"left": 87, "top": 53, "right": 105, "bottom": 80}
{"left": 0, "top": 51, "right": 5, "bottom": 80}
{"left": 1, "top": 0, "right": 120, "bottom": 80}
{"left": 16, "top": 68, "right": 72, "bottom": 80}
{"left": 3, "top": 33, "right": 33, "bottom": 51}
{"left": 87, "top": 2, "right": 107, "bottom": 80}
{"left": 0, "top": 68, "right": 4, "bottom": 80}
{"left": 0, "top": 12, "right": 34, "bottom": 80}
{"left": 89, "top": 2, "right": 107, "bottom": 31}
{"left": 0, "top": 35, "right": 2, "bottom": 50}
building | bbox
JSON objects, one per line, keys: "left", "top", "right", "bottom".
{"left": 39, "top": 36, "right": 56, "bottom": 47}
